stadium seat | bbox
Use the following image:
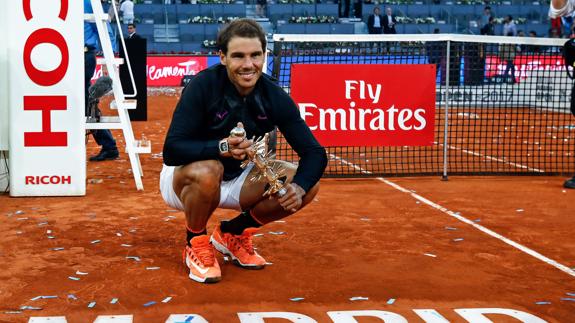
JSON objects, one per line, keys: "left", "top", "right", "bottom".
{"left": 407, "top": 5, "right": 430, "bottom": 18}
{"left": 179, "top": 24, "right": 205, "bottom": 42}
{"left": 176, "top": 4, "right": 200, "bottom": 23}
{"left": 292, "top": 4, "right": 316, "bottom": 17}
{"left": 306, "top": 23, "right": 331, "bottom": 34}
{"left": 199, "top": 4, "right": 224, "bottom": 18}
{"left": 204, "top": 24, "right": 222, "bottom": 41}
{"left": 403, "top": 23, "right": 428, "bottom": 34}
{"left": 316, "top": 4, "right": 338, "bottom": 17}
{"left": 330, "top": 23, "right": 355, "bottom": 34}
{"left": 181, "top": 42, "right": 204, "bottom": 53}
{"left": 276, "top": 23, "right": 306, "bottom": 34}
{"left": 149, "top": 42, "right": 182, "bottom": 54}
{"left": 222, "top": 4, "right": 246, "bottom": 18}
{"left": 268, "top": 4, "right": 293, "bottom": 23}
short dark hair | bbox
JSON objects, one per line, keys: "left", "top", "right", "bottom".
{"left": 128, "top": 23, "right": 136, "bottom": 28}
{"left": 217, "top": 18, "right": 266, "bottom": 54}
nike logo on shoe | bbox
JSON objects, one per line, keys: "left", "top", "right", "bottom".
{"left": 187, "top": 256, "right": 209, "bottom": 275}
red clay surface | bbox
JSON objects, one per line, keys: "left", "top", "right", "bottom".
{"left": 1, "top": 92, "right": 574, "bottom": 322}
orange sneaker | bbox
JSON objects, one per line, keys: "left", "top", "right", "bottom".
{"left": 210, "top": 225, "right": 266, "bottom": 269}
{"left": 182, "top": 235, "right": 221, "bottom": 283}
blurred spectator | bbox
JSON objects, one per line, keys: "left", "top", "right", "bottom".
{"left": 383, "top": 6, "right": 397, "bottom": 34}
{"left": 120, "top": 0, "right": 134, "bottom": 24}
{"left": 562, "top": 14, "right": 574, "bottom": 36}
{"left": 551, "top": 16, "right": 562, "bottom": 35}
{"left": 503, "top": 15, "right": 517, "bottom": 36}
{"left": 480, "top": 16, "right": 495, "bottom": 35}
{"left": 256, "top": 0, "right": 267, "bottom": 18}
{"left": 339, "top": 0, "right": 351, "bottom": 18}
{"left": 499, "top": 32, "right": 518, "bottom": 84}
{"left": 481, "top": 6, "right": 492, "bottom": 27}
{"left": 353, "top": 0, "right": 362, "bottom": 18}
{"left": 528, "top": 30, "right": 538, "bottom": 37}
{"left": 367, "top": 6, "right": 383, "bottom": 34}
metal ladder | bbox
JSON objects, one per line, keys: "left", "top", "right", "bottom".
{"left": 85, "top": 0, "right": 151, "bottom": 190}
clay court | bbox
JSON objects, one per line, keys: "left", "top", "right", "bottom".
{"left": 1, "top": 92, "right": 574, "bottom": 322}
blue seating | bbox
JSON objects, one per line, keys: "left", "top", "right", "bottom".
{"left": 316, "top": 4, "right": 338, "bottom": 16}
{"left": 403, "top": 23, "right": 428, "bottom": 34}
{"left": 181, "top": 42, "right": 205, "bottom": 53}
{"left": 204, "top": 24, "right": 222, "bottom": 40}
{"left": 176, "top": 4, "right": 200, "bottom": 22}
{"left": 292, "top": 4, "right": 315, "bottom": 16}
{"left": 330, "top": 23, "right": 354, "bottom": 34}
{"left": 222, "top": 4, "right": 246, "bottom": 17}
{"left": 276, "top": 23, "right": 306, "bottom": 34}
{"left": 306, "top": 23, "right": 331, "bottom": 34}
{"left": 149, "top": 42, "right": 182, "bottom": 53}
{"left": 199, "top": 4, "right": 224, "bottom": 17}
{"left": 407, "top": 5, "right": 430, "bottom": 18}
{"left": 268, "top": 4, "right": 293, "bottom": 22}
{"left": 179, "top": 24, "right": 205, "bottom": 42}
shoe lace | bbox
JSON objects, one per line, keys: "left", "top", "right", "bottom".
{"left": 236, "top": 232, "right": 255, "bottom": 255}
{"left": 192, "top": 241, "right": 215, "bottom": 267}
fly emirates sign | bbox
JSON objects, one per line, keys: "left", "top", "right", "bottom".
{"left": 291, "top": 64, "right": 436, "bottom": 147}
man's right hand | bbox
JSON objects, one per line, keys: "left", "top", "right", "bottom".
{"left": 223, "top": 136, "right": 253, "bottom": 160}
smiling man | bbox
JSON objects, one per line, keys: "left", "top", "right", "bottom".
{"left": 161, "top": 19, "right": 327, "bottom": 283}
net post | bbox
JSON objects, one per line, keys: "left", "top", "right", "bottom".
{"left": 441, "top": 39, "right": 451, "bottom": 181}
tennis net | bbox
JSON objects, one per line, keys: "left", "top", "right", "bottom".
{"left": 269, "top": 34, "right": 574, "bottom": 178}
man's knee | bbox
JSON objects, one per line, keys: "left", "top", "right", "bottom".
{"left": 177, "top": 160, "right": 224, "bottom": 193}
{"left": 302, "top": 182, "right": 320, "bottom": 206}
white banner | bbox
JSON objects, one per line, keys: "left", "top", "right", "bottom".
{"left": 8, "top": 0, "right": 85, "bottom": 196}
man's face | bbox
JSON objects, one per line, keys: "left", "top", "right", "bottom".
{"left": 374, "top": 8, "right": 380, "bottom": 15}
{"left": 128, "top": 25, "right": 135, "bottom": 33}
{"left": 386, "top": 8, "right": 392, "bottom": 15}
{"left": 220, "top": 37, "right": 264, "bottom": 96}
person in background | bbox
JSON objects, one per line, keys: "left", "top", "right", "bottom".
{"left": 383, "top": 6, "right": 397, "bottom": 34}
{"left": 126, "top": 23, "right": 143, "bottom": 40}
{"left": 120, "top": 0, "right": 135, "bottom": 24}
{"left": 85, "top": 0, "right": 120, "bottom": 162}
{"left": 502, "top": 15, "right": 517, "bottom": 36}
{"left": 481, "top": 6, "right": 492, "bottom": 28}
{"left": 367, "top": 6, "right": 383, "bottom": 34}
{"left": 339, "top": 0, "right": 351, "bottom": 18}
{"left": 499, "top": 31, "right": 518, "bottom": 84}
{"left": 480, "top": 16, "right": 495, "bottom": 35}
{"left": 353, "top": 0, "right": 363, "bottom": 19}
{"left": 161, "top": 19, "right": 327, "bottom": 283}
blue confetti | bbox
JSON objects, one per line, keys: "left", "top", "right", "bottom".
{"left": 88, "top": 301, "right": 96, "bottom": 308}
{"left": 535, "top": 301, "right": 551, "bottom": 305}
{"left": 110, "top": 298, "right": 119, "bottom": 304}
{"left": 289, "top": 297, "right": 305, "bottom": 302}
{"left": 387, "top": 298, "right": 396, "bottom": 305}
{"left": 566, "top": 292, "right": 575, "bottom": 297}
{"left": 561, "top": 298, "right": 575, "bottom": 302}
{"left": 68, "top": 276, "right": 80, "bottom": 281}
{"left": 67, "top": 294, "right": 78, "bottom": 300}
{"left": 143, "top": 301, "right": 156, "bottom": 307}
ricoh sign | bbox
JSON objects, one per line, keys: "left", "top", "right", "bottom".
{"left": 7, "top": 0, "right": 85, "bottom": 196}
{"left": 291, "top": 64, "right": 436, "bottom": 147}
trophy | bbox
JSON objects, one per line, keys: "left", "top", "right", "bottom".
{"left": 230, "top": 126, "right": 287, "bottom": 197}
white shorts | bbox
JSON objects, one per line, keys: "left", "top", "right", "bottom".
{"left": 159, "top": 163, "right": 254, "bottom": 211}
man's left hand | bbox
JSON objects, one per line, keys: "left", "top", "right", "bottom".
{"left": 276, "top": 183, "right": 306, "bottom": 213}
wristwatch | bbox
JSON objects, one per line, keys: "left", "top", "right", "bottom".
{"left": 218, "top": 139, "right": 229, "bottom": 155}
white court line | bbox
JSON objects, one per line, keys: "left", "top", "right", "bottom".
{"left": 329, "top": 154, "right": 575, "bottom": 278}
{"left": 434, "top": 141, "right": 545, "bottom": 173}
